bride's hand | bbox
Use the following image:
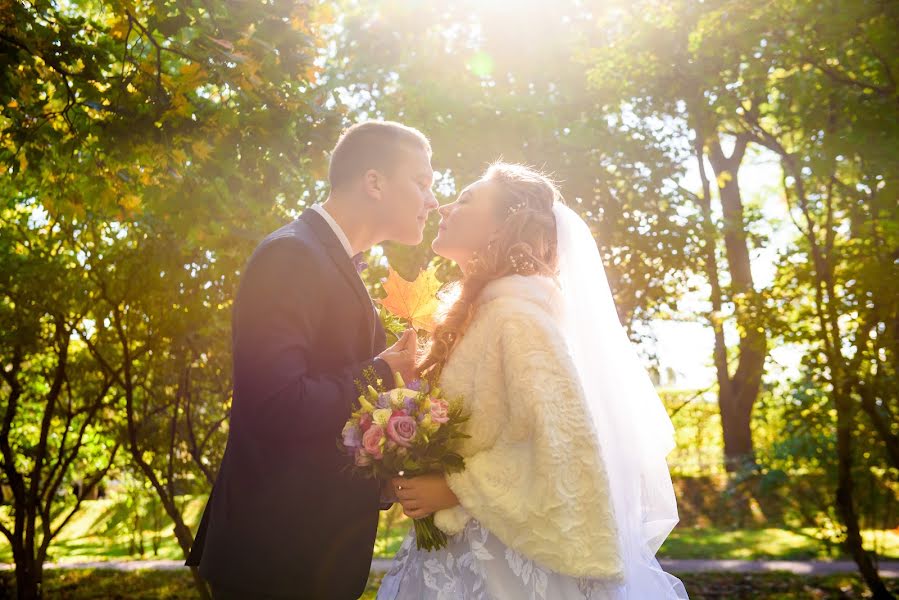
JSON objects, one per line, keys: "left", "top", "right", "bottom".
{"left": 391, "top": 473, "right": 459, "bottom": 519}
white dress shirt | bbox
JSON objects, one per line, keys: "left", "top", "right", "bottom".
{"left": 310, "top": 203, "right": 354, "bottom": 258}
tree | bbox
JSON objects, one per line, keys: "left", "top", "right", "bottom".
{"left": 336, "top": 0, "right": 694, "bottom": 331}
{"left": 696, "top": 0, "right": 898, "bottom": 593}
{"left": 0, "top": 202, "right": 120, "bottom": 600}
{"left": 583, "top": 0, "right": 792, "bottom": 470}
{"left": 2, "top": 0, "right": 340, "bottom": 596}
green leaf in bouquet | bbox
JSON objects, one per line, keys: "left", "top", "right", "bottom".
{"left": 442, "top": 453, "right": 465, "bottom": 473}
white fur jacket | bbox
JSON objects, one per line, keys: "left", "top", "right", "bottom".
{"left": 433, "top": 275, "right": 624, "bottom": 580}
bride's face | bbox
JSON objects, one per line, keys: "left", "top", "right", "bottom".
{"left": 432, "top": 178, "right": 503, "bottom": 268}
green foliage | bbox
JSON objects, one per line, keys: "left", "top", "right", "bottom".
{"left": 1, "top": 0, "right": 341, "bottom": 221}
{"left": 337, "top": 0, "right": 695, "bottom": 326}
{"left": 0, "top": 199, "right": 121, "bottom": 585}
{"left": 1, "top": 1, "right": 345, "bottom": 595}
{"left": 2, "top": 0, "right": 898, "bottom": 592}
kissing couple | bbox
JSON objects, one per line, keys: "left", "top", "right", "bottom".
{"left": 187, "top": 121, "right": 689, "bottom": 600}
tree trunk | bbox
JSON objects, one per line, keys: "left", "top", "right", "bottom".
{"left": 719, "top": 387, "right": 755, "bottom": 470}
{"left": 724, "top": 332, "right": 766, "bottom": 470}
{"left": 167, "top": 508, "right": 209, "bottom": 600}
{"left": 858, "top": 383, "right": 899, "bottom": 471}
{"left": 776, "top": 152, "right": 894, "bottom": 598}
{"left": 109, "top": 304, "right": 212, "bottom": 600}
{"left": 703, "top": 133, "right": 767, "bottom": 471}
{"left": 834, "top": 391, "right": 894, "bottom": 599}
{"left": 129, "top": 434, "right": 212, "bottom": 600}
{"left": 13, "top": 553, "right": 41, "bottom": 600}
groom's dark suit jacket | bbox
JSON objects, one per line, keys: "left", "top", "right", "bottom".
{"left": 186, "top": 209, "right": 394, "bottom": 599}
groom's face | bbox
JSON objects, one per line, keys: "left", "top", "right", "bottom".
{"left": 377, "top": 146, "right": 437, "bottom": 245}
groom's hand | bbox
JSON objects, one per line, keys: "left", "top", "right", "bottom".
{"left": 378, "top": 328, "right": 418, "bottom": 384}
{"left": 379, "top": 479, "right": 398, "bottom": 505}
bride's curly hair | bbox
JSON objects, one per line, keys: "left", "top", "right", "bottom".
{"left": 417, "top": 162, "right": 562, "bottom": 381}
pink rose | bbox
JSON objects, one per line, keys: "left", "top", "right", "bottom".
{"left": 386, "top": 414, "right": 417, "bottom": 448}
{"left": 429, "top": 399, "right": 450, "bottom": 424}
{"left": 359, "top": 413, "right": 373, "bottom": 432}
{"left": 362, "top": 424, "right": 384, "bottom": 459}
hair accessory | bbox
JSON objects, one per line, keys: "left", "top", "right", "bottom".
{"left": 507, "top": 200, "right": 528, "bottom": 216}
{"left": 509, "top": 250, "right": 536, "bottom": 274}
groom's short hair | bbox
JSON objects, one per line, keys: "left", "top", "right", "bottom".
{"left": 328, "top": 121, "right": 431, "bottom": 190}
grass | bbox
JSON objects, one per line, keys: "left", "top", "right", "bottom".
{"left": 2, "top": 498, "right": 898, "bottom": 598}
{"left": 2, "top": 570, "right": 898, "bottom": 599}
{"left": 0, "top": 569, "right": 199, "bottom": 600}
{"left": 2, "top": 496, "right": 898, "bottom": 565}
{"left": 0, "top": 496, "right": 207, "bottom": 564}
{"left": 375, "top": 510, "right": 899, "bottom": 561}
{"left": 659, "top": 526, "right": 899, "bottom": 561}
{"left": 0, "top": 569, "right": 385, "bottom": 599}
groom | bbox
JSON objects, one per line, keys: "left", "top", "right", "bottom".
{"left": 187, "top": 121, "right": 438, "bottom": 599}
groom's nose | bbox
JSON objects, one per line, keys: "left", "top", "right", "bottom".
{"left": 424, "top": 190, "right": 439, "bottom": 212}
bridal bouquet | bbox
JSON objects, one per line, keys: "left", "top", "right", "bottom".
{"left": 339, "top": 370, "right": 469, "bottom": 551}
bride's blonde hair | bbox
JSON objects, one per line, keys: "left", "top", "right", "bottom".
{"left": 417, "top": 163, "right": 561, "bottom": 381}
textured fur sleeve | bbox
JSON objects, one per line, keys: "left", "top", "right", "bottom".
{"left": 435, "top": 303, "right": 624, "bottom": 579}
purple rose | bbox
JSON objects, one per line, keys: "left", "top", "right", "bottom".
{"left": 386, "top": 414, "right": 417, "bottom": 448}
{"left": 376, "top": 393, "right": 391, "bottom": 409}
{"left": 342, "top": 423, "right": 362, "bottom": 449}
{"left": 403, "top": 396, "right": 418, "bottom": 414}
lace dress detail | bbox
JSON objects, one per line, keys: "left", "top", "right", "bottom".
{"left": 377, "top": 520, "right": 624, "bottom": 600}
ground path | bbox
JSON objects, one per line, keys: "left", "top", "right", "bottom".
{"left": 1, "top": 559, "right": 897, "bottom": 577}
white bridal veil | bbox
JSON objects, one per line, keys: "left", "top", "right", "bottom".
{"left": 552, "top": 202, "right": 689, "bottom": 599}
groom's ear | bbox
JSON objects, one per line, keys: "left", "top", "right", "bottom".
{"left": 363, "top": 168, "right": 383, "bottom": 201}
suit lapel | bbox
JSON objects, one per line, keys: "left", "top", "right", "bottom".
{"left": 300, "top": 210, "right": 376, "bottom": 350}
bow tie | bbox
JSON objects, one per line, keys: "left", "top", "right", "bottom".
{"left": 351, "top": 253, "right": 369, "bottom": 274}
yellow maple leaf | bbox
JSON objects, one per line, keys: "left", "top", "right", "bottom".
{"left": 120, "top": 194, "right": 142, "bottom": 212}
{"left": 191, "top": 140, "right": 212, "bottom": 160}
{"left": 379, "top": 267, "right": 442, "bottom": 333}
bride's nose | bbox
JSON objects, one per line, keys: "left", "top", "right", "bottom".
{"left": 438, "top": 203, "right": 453, "bottom": 218}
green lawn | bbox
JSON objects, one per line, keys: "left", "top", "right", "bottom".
{"left": 660, "top": 526, "right": 899, "bottom": 561}
{"left": 0, "top": 496, "right": 208, "bottom": 564}
{"left": 2, "top": 496, "right": 897, "bottom": 565}
{"left": 375, "top": 516, "right": 899, "bottom": 561}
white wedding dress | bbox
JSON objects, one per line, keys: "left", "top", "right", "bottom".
{"left": 378, "top": 203, "right": 688, "bottom": 600}
{"left": 378, "top": 519, "right": 624, "bottom": 599}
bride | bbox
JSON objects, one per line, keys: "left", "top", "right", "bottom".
{"left": 377, "top": 163, "right": 688, "bottom": 599}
